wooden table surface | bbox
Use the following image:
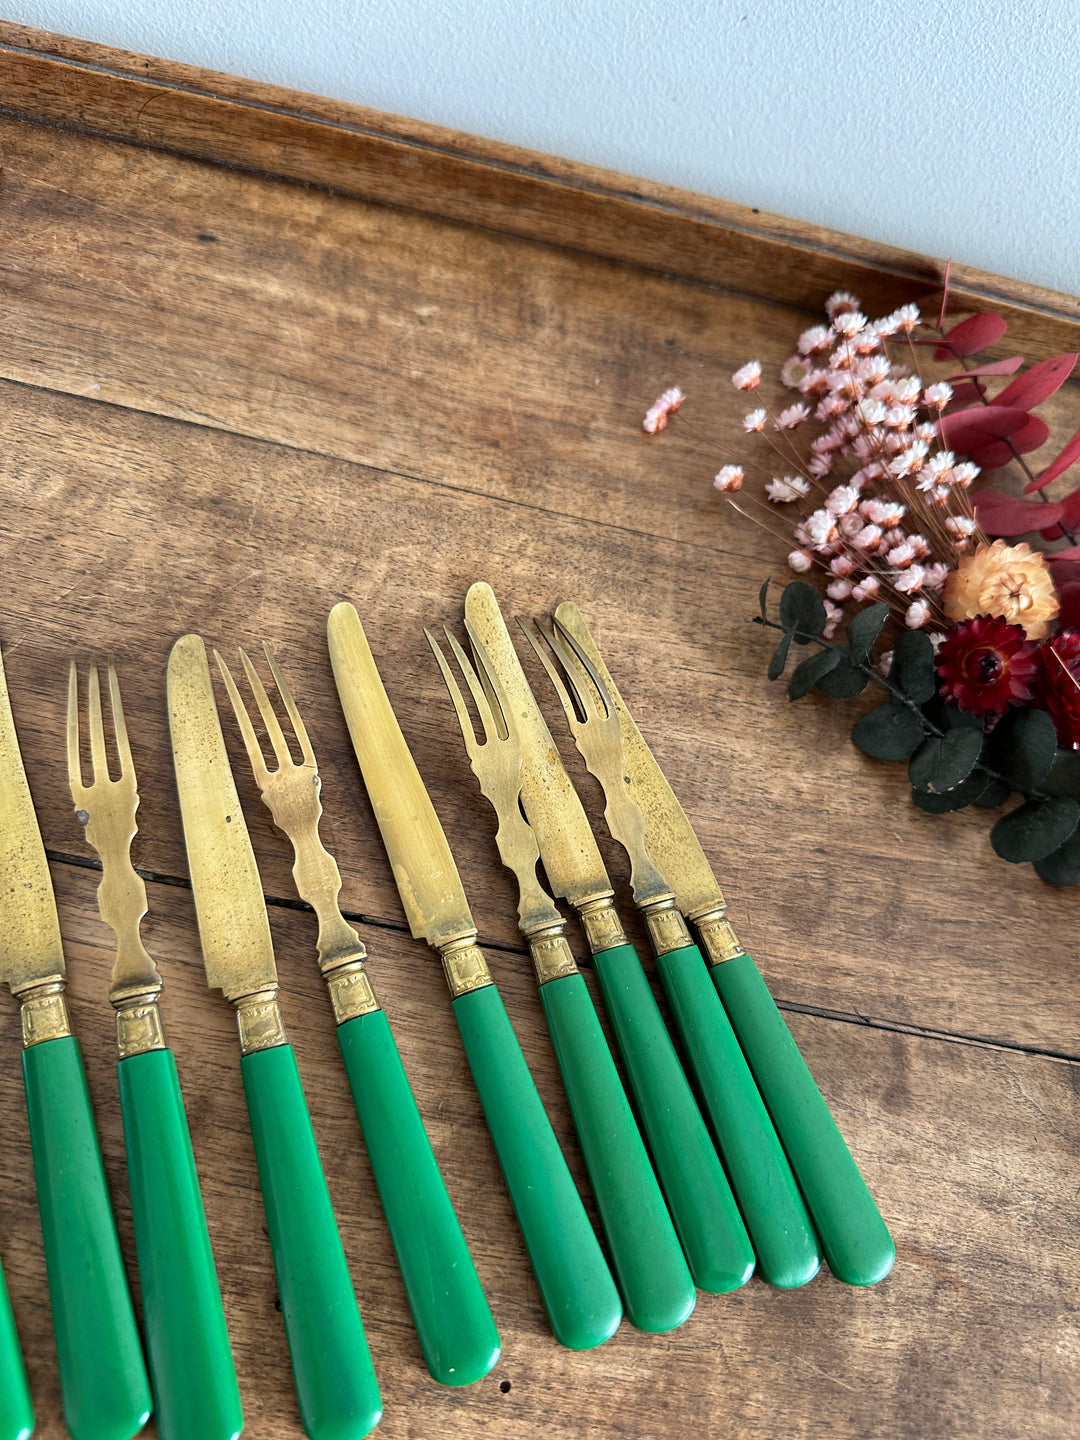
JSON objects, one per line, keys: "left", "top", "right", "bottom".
{"left": 0, "top": 25, "right": 1077, "bottom": 1440}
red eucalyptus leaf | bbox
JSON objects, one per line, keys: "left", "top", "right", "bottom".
{"left": 1046, "top": 548, "right": 1080, "bottom": 585}
{"left": 939, "top": 404, "right": 1031, "bottom": 450}
{"left": 1056, "top": 582, "right": 1080, "bottom": 629}
{"left": 1041, "top": 491, "right": 1080, "bottom": 540}
{"left": 992, "top": 353, "right": 1079, "bottom": 412}
{"left": 945, "top": 357, "right": 1024, "bottom": 379}
{"left": 933, "top": 311, "right": 1008, "bottom": 359}
{"left": 944, "top": 380, "right": 987, "bottom": 410}
{"left": 967, "top": 413, "right": 1051, "bottom": 466}
{"left": 1025, "top": 422, "right": 1080, "bottom": 492}
{"left": 971, "top": 489, "right": 1065, "bottom": 537}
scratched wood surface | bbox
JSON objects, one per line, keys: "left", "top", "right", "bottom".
{"left": 0, "top": 27, "right": 1077, "bottom": 1440}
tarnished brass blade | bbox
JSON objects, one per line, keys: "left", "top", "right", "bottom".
{"left": 554, "top": 603, "right": 727, "bottom": 920}
{"left": 0, "top": 637, "right": 66, "bottom": 994}
{"left": 167, "top": 633, "right": 278, "bottom": 1000}
{"left": 464, "top": 583, "right": 612, "bottom": 909}
{"left": 327, "top": 603, "right": 476, "bottom": 950}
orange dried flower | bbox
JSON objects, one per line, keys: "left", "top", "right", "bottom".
{"left": 943, "top": 539, "right": 1059, "bottom": 640}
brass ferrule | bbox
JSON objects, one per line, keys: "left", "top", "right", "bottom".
{"left": 693, "top": 907, "right": 745, "bottom": 968}
{"left": 640, "top": 896, "right": 693, "bottom": 957}
{"left": 116, "top": 998, "right": 167, "bottom": 1058}
{"left": 437, "top": 938, "right": 493, "bottom": 999}
{"left": 235, "top": 988, "right": 288, "bottom": 1054}
{"left": 325, "top": 959, "right": 381, "bottom": 1024}
{"left": 576, "top": 895, "right": 627, "bottom": 956}
{"left": 18, "top": 981, "right": 72, "bottom": 1048}
{"left": 527, "top": 927, "right": 579, "bottom": 986}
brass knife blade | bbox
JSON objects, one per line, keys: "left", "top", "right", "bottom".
{"left": 464, "top": 583, "right": 612, "bottom": 910}
{"left": 167, "top": 633, "right": 278, "bottom": 1000}
{"left": 554, "top": 603, "right": 727, "bottom": 921}
{"left": 327, "top": 602, "right": 476, "bottom": 951}
{"left": 0, "top": 636, "right": 66, "bottom": 996}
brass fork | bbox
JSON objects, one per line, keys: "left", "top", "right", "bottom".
{"left": 67, "top": 659, "right": 164, "bottom": 1050}
{"left": 426, "top": 623, "right": 576, "bottom": 982}
{"left": 214, "top": 644, "right": 376, "bottom": 1023}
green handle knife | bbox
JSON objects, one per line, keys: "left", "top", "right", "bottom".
{"left": 554, "top": 601, "right": 895, "bottom": 1288}
{"left": 0, "top": 1255, "right": 32, "bottom": 1440}
{"left": 68, "top": 659, "right": 242, "bottom": 1440}
{"left": 0, "top": 637, "right": 151, "bottom": 1440}
{"left": 328, "top": 602, "right": 622, "bottom": 1351}
{"left": 169, "top": 633, "right": 382, "bottom": 1440}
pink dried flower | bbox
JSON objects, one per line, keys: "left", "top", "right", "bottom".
{"left": 780, "top": 356, "right": 811, "bottom": 389}
{"left": 878, "top": 647, "right": 895, "bottom": 674}
{"left": 830, "top": 554, "right": 856, "bottom": 577}
{"left": 883, "top": 405, "right": 916, "bottom": 431}
{"left": 887, "top": 541, "right": 917, "bottom": 568}
{"left": 860, "top": 356, "right": 891, "bottom": 385}
{"left": 888, "top": 441, "right": 930, "bottom": 477}
{"left": 857, "top": 398, "right": 887, "bottom": 426}
{"left": 798, "top": 368, "right": 831, "bottom": 399}
{"left": 827, "top": 577, "right": 854, "bottom": 601}
{"left": 732, "top": 361, "right": 762, "bottom": 390}
{"left": 851, "top": 328, "right": 881, "bottom": 355}
{"left": 788, "top": 549, "right": 814, "bottom": 573}
{"left": 766, "top": 476, "right": 810, "bottom": 502}
{"left": 923, "top": 562, "right": 950, "bottom": 590}
{"left": 895, "top": 377, "right": 922, "bottom": 404}
{"left": 833, "top": 311, "right": 868, "bottom": 338}
{"left": 923, "top": 382, "right": 953, "bottom": 410}
{"left": 905, "top": 600, "right": 931, "bottom": 628}
{"left": 806, "top": 455, "right": 833, "bottom": 479}
{"left": 816, "top": 395, "right": 849, "bottom": 421}
{"left": 852, "top": 576, "right": 881, "bottom": 601}
{"left": 823, "top": 599, "right": 844, "bottom": 638}
{"left": 861, "top": 499, "right": 907, "bottom": 526}
{"left": 852, "top": 523, "right": 883, "bottom": 552}
{"left": 840, "top": 513, "right": 866, "bottom": 539}
{"left": 946, "top": 515, "right": 977, "bottom": 541}
{"left": 950, "top": 462, "right": 979, "bottom": 488}
{"left": 825, "top": 291, "right": 861, "bottom": 319}
{"left": 798, "top": 325, "right": 832, "bottom": 354}
{"left": 892, "top": 304, "right": 921, "bottom": 333}
{"left": 802, "top": 509, "right": 840, "bottom": 549}
{"left": 775, "top": 403, "right": 811, "bottom": 430}
{"left": 882, "top": 527, "right": 907, "bottom": 551}
{"left": 907, "top": 534, "right": 931, "bottom": 560}
{"left": 713, "top": 465, "right": 744, "bottom": 492}
{"left": 825, "top": 485, "right": 860, "bottom": 517}
{"left": 893, "top": 565, "right": 926, "bottom": 594}
{"left": 915, "top": 422, "right": 938, "bottom": 444}
{"left": 643, "top": 386, "right": 684, "bottom": 433}
{"left": 743, "top": 408, "right": 767, "bottom": 432}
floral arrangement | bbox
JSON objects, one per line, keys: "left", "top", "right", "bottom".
{"left": 644, "top": 274, "right": 1080, "bottom": 885}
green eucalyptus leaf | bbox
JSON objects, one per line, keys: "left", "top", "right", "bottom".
{"left": 778, "top": 582, "right": 827, "bottom": 638}
{"left": 973, "top": 776, "right": 1012, "bottom": 809}
{"left": 984, "top": 707, "right": 1058, "bottom": 792}
{"left": 788, "top": 646, "right": 840, "bottom": 700}
{"left": 845, "top": 603, "right": 890, "bottom": 663}
{"left": 851, "top": 702, "right": 926, "bottom": 761}
{"left": 909, "top": 727, "right": 984, "bottom": 793}
{"left": 991, "top": 796, "right": 1080, "bottom": 863}
{"left": 1034, "top": 829, "right": 1080, "bottom": 885}
{"left": 890, "top": 629, "right": 937, "bottom": 704}
{"left": 758, "top": 577, "right": 771, "bottom": 621}
{"left": 767, "top": 631, "right": 793, "bottom": 681}
{"left": 1041, "top": 748, "right": 1080, "bottom": 799}
{"left": 910, "top": 769, "right": 991, "bottom": 813}
{"left": 815, "top": 649, "right": 870, "bottom": 698}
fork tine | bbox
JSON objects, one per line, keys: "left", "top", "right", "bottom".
{"left": 463, "top": 621, "right": 510, "bottom": 742}
{"left": 239, "top": 648, "right": 293, "bottom": 769}
{"left": 87, "top": 662, "right": 110, "bottom": 782}
{"left": 443, "top": 627, "right": 503, "bottom": 745}
{"left": 107, "top": 659, "right": 136, "bottom": 781}
{"left": 66, "top": 660, "right": 85, "bottom": 798}
{"left": 262, "top": 643, "right": 316, "bottom": 767}
{"left": 516, "top": 618, "right": 582, "bottom": 731}
{"left": 214, "top": 649, "right": 271, "bottom": 785}
{"left": 551, "top": 618, "right": 614, "bottom": 719}
{"left": 424, "top": 628, "right": 480, "bottom": 759}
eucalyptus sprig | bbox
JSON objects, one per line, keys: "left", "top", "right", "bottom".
{"left": 756, "top": 579, "right": 1080, "bottom": 884}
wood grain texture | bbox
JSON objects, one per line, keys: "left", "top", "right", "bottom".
{"left": 0, "top": 28, "right": 1076, "bottom": 1439}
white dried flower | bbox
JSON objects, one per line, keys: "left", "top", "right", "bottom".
{"left": 882, "top": 527, "right": 907, "bottom": 551}
{"left": 766, "top": 475, "right": 810, "bottom": 502}
{"left": 923, "top": 382, "right": 953, "bottom": 410}
{"left": 825, "top": 290, "right": 861, "bottom": 319}
{"left": 851, "top": 328, "right": 881, "bottom": 355}
{"left": 743, "top": 408, "right": 767, "bottom": 432}
{"left": 825, "top": 485, "right": 861, "bottom": 517}
{"left": 887, "top": 541, "right": 917, "bottom": 568}
{"left": 907, "top": 534, "right": 931, "bottom": 560}
{"left": 642, "top": 386, "right": 684, "bottom": 434}
{"left": 780, "top": 356, "right": 811, "bottom": 389}
{"left": 839, "top": 513, "right": 866, "bottom": 539}
{"left": 878, "top": 647, "right": 895, "bottom": 674}
{"left": 915, "top": 422, "right": 938, "bottom": 444}
{"left": 892, "top": 303, "right": 921, "bottom": 333}
{"left": 883, "top": 404, "right": 917, "bottom": 430}
{"left": 775, "top": 403, "right": 811, "bottom": 430}
{"left": 830, "top": 554, "right": 856, "bottom": 577}
{"left": 852, "top": 576, "right": 880, "bottom": 601}
{"left": 787, "top": 549, "right": 814, "bottom": 573}
{"left": 833, "top": 310, "right": 868, "bottom": 338}
{"left": 827, "top": 577, "right": 854, "bottom": 601}
{"left": 905, "top": 599, "right": 931, "bottom": 628}
{"left": 852, "top": 523, "right": 883, "bottom": 552}
{"left": 798, "top": 324, "right": 833, "bottom": 355}
{"left": 713, "top": 465, "right": 744, "bottom": 492}
{"left": 857, "top": 398, "right": 887, "bottom": 426}
{"left": 798, "top": 367, "right": 831, "bottom": 399}
{"left": 893, "top": 564, "right": 925, "bottom": 593}
{"left": 950, "top": 462, "right": 980, "bottom": 487}
{"left": 945, "top": 515, "right": 977, "bottom": 540}
{"left": 860, "top": 499, "right": 907, "bottom": 526}
{"left": 923, "top": 562, "right": 950, "bottom": 591}
{"left": 806, "top": 454, "right": 834, "bottom": 479}
{"left": 823, "top": 599, "right": 844, "bottom": 638}
{"left": 894, "top": 376, "right": 922, "bottom": 404}
{"left": 804, "top": 509, "right": 840, "bottom": 548}
{"left": 888, "top": 440, "right": 930, "bottom": 477}
{"left": 732, "top": 361, "right": 762, "bottom": 390}
{"left": 816, "top": 394, "right": 849, "bottom": 420}
{"left": 859, "top": 356, "right": 891, "bottom": 385}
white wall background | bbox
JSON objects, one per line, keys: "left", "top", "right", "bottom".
{"left": 8, "top": 0, "right": 1079, "bottom": 297}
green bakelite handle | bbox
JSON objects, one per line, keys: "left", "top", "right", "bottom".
{"left": 710, "top": 952, "right": 895, "bottom": 1286}
{"left": 0, "top": 1256, "right": 33, "bottom": 1440}
{"left": 337, "top": 1009, "right": 500, "bottom": 1385}
{"left": 654, "top": 945, "right": 821, "bottom": 1289}
{"left": 22, "top": 1035, "right": 151, "bottom": 1440}
{"left": 539, "top": 972, "right": 695, "bottom": 1332}
{"left": 451, "top": 983, "right": 622, "bottom": 1350}
{"left": 241, "top": 1044, "right": 382, "bottom": 1440}
{"left": 118, "top": 1048, "right": 242, "bottom": 1440}
{"left": 591, "top": 943, "right": 754, "bottom": 1293}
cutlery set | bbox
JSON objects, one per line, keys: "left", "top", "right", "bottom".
{"left": 0, "top": 586, "right": 894, "bottom": 1440}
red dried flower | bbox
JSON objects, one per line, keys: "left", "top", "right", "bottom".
{"left": 935, "top": 614, "right": 1040, "bottom": 718}
{"left": 1036, "top": 631, "right": 1080, "bottom": 749}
